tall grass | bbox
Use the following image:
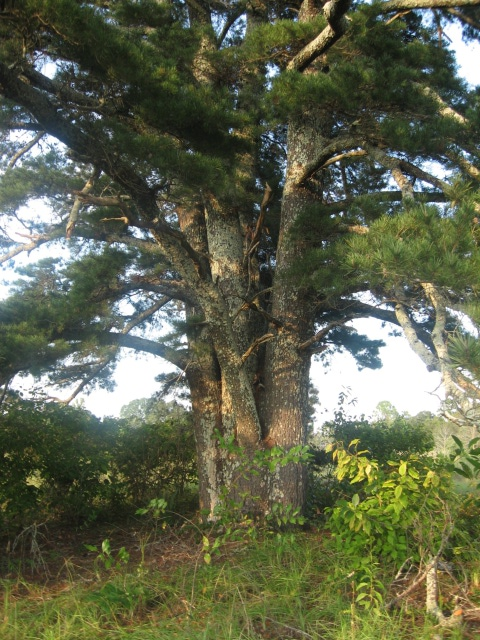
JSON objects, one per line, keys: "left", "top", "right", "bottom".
{"left": 1, "top": 530, "right": 473, "bottom": 640}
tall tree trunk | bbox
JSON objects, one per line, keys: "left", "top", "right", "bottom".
{"left": 262, "top": 113, "right": 322, "bottom": 508}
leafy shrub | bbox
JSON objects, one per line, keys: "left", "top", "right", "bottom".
{"left": 113, "top": 417, "right": 198, "bottom": 514}
{"left": 0, "top": 395, "right": 198, "bottom": 534}
{"left": 0, "top": 396, "right": 116, "bottom": 530}
{"left": 307, "top": 411, "right": 435, "bottom": 516}
{"left": 325, "top": 439, "right": 455, "bottom": 609}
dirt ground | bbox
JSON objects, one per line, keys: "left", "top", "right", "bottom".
{"left": 1, "top": 519, "right": 203, "bottom": 583}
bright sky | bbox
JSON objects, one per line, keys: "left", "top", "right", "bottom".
{"left": 2, "top": 21, "right": 479, "bottom": 426}
{"left": 68, "top": 318, "right": 442, "bottom": 425}
{"left": 311, "top": 320, "right": 443, "bottom": 424}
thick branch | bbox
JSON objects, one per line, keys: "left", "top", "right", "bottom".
{"left": 98, "top": 333, "right": 188, "bottom": 370}
{"left": 0, "top": 234, "right": 50, "bottom": 264}
{"left": 417, "top": 84, "right": 467, "bottom": 125}
{"left": 381, "top": 0, "right": 480, "bottom": 13}
{"left": 421, "top": 282, "right": 473, "bottom": 411}
{"left": 287, "top": 0, "right": 352, "bottom": 71}
{"left": 296, "top": 135, "right": 364, "bottom": 185}
{"left": 365, "top": 145, "right": 452, "bottom": 199}
{"left": 446, "top": 150, "right": 480, "bottom": 181}
{"left": 365, "top": 145, "right": 415, "bottom": 200}
{"left": 22, "top": 67, "right": 115, "bottom": 112}
{"left": 394, "top": 290, "right": 439, "bottom": 371}
{"left": 398, "top": 159, "right": 450, "bottom": 192}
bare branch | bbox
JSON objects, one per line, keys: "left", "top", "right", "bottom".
{"left": 99, "top": 333, "right": 188, "bottom": 369}
{"left": 242, "top": 333, "right": 275, "bottom": 363}
{"left": 320, "top": 149, "right": 367, "bottom": 169}
{"left": 447, "top": 7, "right": 480, "bottom": 30}
{"left": 66, "top": 168, "right": 101, "bottom": 239}
{"left": 394, "top": 289, "right": 439, "bottom": 371}
{"left": 7, "top": 131, "right": 45, "bottom": 168}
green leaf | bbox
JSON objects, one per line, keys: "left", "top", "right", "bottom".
{"left": 101, "top": 539, "right": 111, "bottom": 556}
{"left": 451, "top": 435, "right": 464, "bottom": 451}
{"left": 407, "top": 467, "right": 420, "bottom": 479}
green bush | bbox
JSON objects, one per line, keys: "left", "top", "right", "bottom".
{"left": 307, "top": 412, "right": 435, "bottom": 516}
{"left": 112, "top": 414, "right": 198, "bottom": 515}
{"left": 0, "top": 397, "right": 116, "bottom": 530}
{"left": 325, "top": 439, "right": 453, "bottom": 609}
{"left": 0, "top": 395, "right": 198, "bottom": 534}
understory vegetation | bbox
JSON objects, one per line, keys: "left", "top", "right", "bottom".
{"left": 2, "top": 528, "right": 479, "bottom": 640}
{"left": 1, "top": 396, "right": 479, "bottom": 638}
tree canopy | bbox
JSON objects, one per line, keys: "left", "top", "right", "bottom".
{"left": 1, "top": 0, "right": 480, "bottom": 514}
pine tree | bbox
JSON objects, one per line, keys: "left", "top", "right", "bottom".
{"left": 0, "top": 0, "right": 479, "bottom": 516}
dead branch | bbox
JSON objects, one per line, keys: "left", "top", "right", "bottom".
{"left": 0, "top": 235, "right": 49, "bottom": 265}
{"left": 386, "top": 566, "right": 427, "bottom": 610}
{"left": 320, "top": 148, "right": 367, "bottom": 169}
{"left": 385, "top": 10, "right": 412, "bottom": 25}
{"left": 262, "top": 617, "right": 314, "bottom": 640}
{"left": 245, "top": 182, "right": 273, "bottom": 260}
{"left": 241, "top": 333, "right": 275, "bottom": 363}
{"left": 100, "top": 215, "right": 129, "bottom": 225}
{"left": 66, "top": 168, "right": 101, "bottom": 239}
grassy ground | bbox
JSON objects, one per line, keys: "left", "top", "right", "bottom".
{"left": 1, "top": 522, "right": 479, "bottom": 640}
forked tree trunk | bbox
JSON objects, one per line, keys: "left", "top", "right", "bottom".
{"left": 177, "top": 111, "right": 322, "bottom": 517}
{"left": 161, "top": 0, "right": 322, "bottom": 520}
